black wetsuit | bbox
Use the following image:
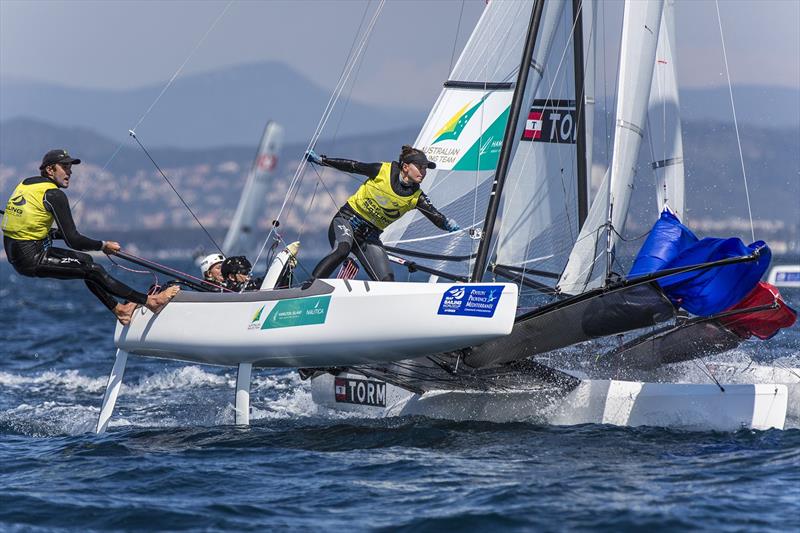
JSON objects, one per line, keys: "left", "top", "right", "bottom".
{"left": 3, "top": 176, "right": 148, "bottom": 310}
{"left": 311, "top": 158, "right": 449, "bottom": 281}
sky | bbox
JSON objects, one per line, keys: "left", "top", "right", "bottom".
{"left": 1, "top": 0, "right": 798, "bottom": 109}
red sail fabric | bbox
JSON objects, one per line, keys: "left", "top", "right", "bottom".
{"left": 720, "top": 282, "right": 797, "bottom": 340}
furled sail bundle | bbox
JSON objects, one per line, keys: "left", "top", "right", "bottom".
{"left": 628, "top": 210, "right": 771, "bottom": 316}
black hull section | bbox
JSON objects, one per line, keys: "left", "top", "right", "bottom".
{"left": 602, "top": 320, "right": 743, "bottom": 371}
{"left": 465, "top": 283, "right": 675, "bottom": 368}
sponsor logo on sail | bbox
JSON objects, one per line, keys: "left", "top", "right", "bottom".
{"left": 432, "top": 94, "right": 488, "bottom": 144}
{"left": 334, "top": 377, "right": 386, "bottom": 407}
{"left": 522, "top": 99, "right": 577, "bottom": 144}
{"left": 438, "top": 285, "right": 503, "bottom": 318}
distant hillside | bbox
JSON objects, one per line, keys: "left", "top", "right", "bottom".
{"left": 0, "top": 61, "right": 426, "bottom": 148}
{"left": 1, "top": 60, "right": 796, "bottom": 149}
{"left": 1, "top": 116, "right": 797, "bottom": 257}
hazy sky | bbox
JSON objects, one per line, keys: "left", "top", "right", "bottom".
{"left": 1, "top": 0, "right": 798, "bottom": 109}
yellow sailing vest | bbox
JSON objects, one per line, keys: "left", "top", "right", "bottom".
{"left": 2, "top": 180, "right": 58, "bottom": 240}
{"left": 347, "top": 162, "right": 421, "bottom": 230}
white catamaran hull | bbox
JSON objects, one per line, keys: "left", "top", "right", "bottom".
{"left": 115, "top": 280, "right": 518, "bottom": 368}
{"left": 311, "top": 371, "right": 790, "bottom": 431}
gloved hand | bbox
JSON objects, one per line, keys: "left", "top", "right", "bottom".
{"left": 445, "top": 218, "right": 461, "bottom": 232}
{"left": 305, "top": 149, "right": 323, "bottom": 165}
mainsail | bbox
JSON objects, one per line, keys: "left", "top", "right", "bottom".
{"left": 222, "top": 121, "right": 284, "bottom": 259}
{"left": 558, "top": 0, "right": 666, "bottom": 293}
{"left": 647, "top": 0, "right": 685, "bottom": 218}
{"left": 381, "top": 0, "right": 538, "bottom": 279}
{"left": 494, "top": 0, "right": 578, "bottom": 285}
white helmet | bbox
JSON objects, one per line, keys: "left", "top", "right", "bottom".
{"left": 200, "top": 253, "right": 225, "bottom": 277}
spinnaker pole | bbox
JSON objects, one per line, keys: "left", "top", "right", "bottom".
{"left": 471, "top": 0, "right": 546, "bottom": 282}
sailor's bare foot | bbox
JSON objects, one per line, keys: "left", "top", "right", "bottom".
{"left": 145, "top": 286, "right": 180, "bottom": 314}
{"left": 113, "top": 302, "right": 138, "bottom": 326}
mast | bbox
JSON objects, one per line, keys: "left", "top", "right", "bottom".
{"left": 470, "top": 0, "right": 546, "bottom": 283}
{"left": 572, "top": 0, "right": 589, "bottom": 228}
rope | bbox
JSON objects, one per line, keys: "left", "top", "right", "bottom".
{"left": 692, "top": 356, "right": 725, "bottom": 393}
{"left": 328, "top": 0, "right": 373, "bottom": 151}
{"left": 448, "top": 1, "right": 466, "bottom": 73}
{"left": 118, "top": 249, "right": 234, "bottom": 292}
{"left": 129, "top": 131, "right": 224, "bottom": 254}
{"left": 249, "top": 0, "right": 386, "bottom": 273}
{"left": 130, "top": 1, "right": 235, "bottom": 134}
{"left": 70, "top": 1, "right": 235, "bottom": 216}
{"left": 715, "top": 0, "right": 755, "bottom": 243}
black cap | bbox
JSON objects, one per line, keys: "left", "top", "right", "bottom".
{"left": 401, "top": 152, "right": 436, "bottom": 170}
{"left": 40, "top": 149, "right": 81, "bottom": 170}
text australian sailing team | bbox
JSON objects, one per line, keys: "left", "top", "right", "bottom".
{"left": 2, "top": 146, "right": 459, "bottom": 324}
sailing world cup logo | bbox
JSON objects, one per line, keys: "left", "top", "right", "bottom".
{"left": 438, "top": 285, "right": 503, "bottom": 318}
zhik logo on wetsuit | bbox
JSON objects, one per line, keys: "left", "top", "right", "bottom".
{"left": 11, "top": 195, "right": 26, "bottom": 206}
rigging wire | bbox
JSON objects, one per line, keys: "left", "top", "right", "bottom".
{"left": 282, "top": 0, "right": 373, "bottom": 230}
{"left": 130, "top": 1, "right": 235, "bottom": 135}
{"left": 714, "top": 0, "right": 755, "bottom": 243}
{"left": 70, "top": 1, "right": 235, "bottom": 219}
{"left": 129, "top": 131, "right": 224, "bottom": 254}
{"left": 328, "top": 0, "right": 373, "bottom": 152}
{"left": 448, "top": 1, "right": 466, "bottom": 74}
{"left": 249, "top": 0, "right": 386, "bottom": 273}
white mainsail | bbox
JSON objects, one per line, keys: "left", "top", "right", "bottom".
{"left": 222, "top": 121, "right": 284, "bottom": 258}
{"left": 647, "top": 0, "right": 684, "bottom": 219}
{"left": 558, "top": 0, "right": 665, "bottom": 293}
{"left": 381, "top": 0, "right": 536, "bottom": 279}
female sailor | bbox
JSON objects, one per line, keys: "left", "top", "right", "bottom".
{"left": 306, "top": 145, "right": 459, "bottom": 282}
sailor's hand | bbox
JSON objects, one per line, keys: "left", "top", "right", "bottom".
{"left": 102, "top": 241, "right": 121, "bottom": 254}
{"left": 305, "top": 149, "right": 323, "bottom": 165}
{"left": 445, "top": 218, "right": 461, "bottom": 232}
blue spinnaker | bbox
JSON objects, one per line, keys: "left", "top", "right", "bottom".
{"left": 629, "top": 211, "right": 771, "bottom": 316}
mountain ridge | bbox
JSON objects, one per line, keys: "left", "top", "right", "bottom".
{"left": 2, "top": 60, "right": 796, "bottom": 148}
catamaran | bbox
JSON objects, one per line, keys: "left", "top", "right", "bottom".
{"left": 96, "top": 0, "right": 797, "bottom": 433}
{"left": 303, "top": 0, "right": 797, "bottom": 430}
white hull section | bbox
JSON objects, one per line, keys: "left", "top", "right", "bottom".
{"left": 115, "top": 280, "right": 517, "bottom": 368}
{"left": 311, "top": 371, "right": 789, "bottom": 431}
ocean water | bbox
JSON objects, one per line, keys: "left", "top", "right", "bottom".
{"left": 1, "top": 259, "right": 799, "bottom": 531}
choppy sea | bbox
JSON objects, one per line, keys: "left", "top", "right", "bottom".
{"left": 2, "top": 259, "right": 799, "bottom": 531}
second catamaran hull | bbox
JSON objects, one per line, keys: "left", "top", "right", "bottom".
{"left": 310, "top": 370, "right": 790, "bottom": 431}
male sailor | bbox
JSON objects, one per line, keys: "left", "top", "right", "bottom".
{"left": 2, "top": 149, "right": 179, "bottom": 325}
{"left": 200, "top": 253, "right": 226, "bottom": 285}
{"left": 305, "top": 145, "right": 459, "bottom": 282}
